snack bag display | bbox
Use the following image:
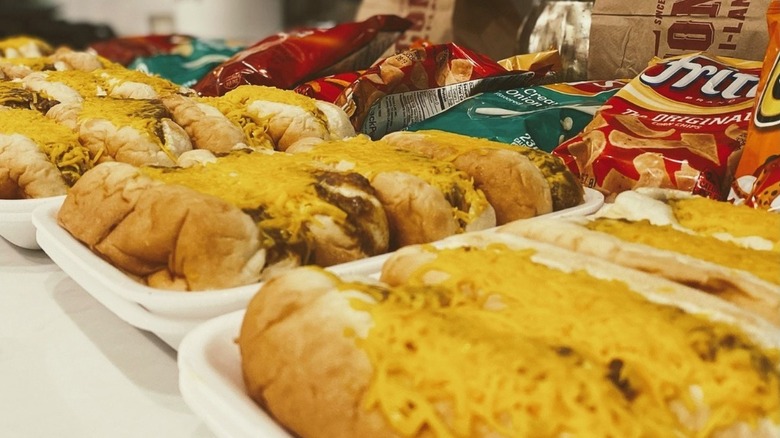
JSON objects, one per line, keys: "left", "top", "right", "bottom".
{"left": 730, "top": 0, "right": 780, "bottom": 212}
{"left": 553, "top": 52, "right": 762, "bottom": 200}
{"left": 128, "top": 38, "right": 245, "bottom": 88}
{"left": 294, "top": 70, "right": 365, "bottom": 103}
{"left": 334, "top": 43, "right": 545, "bottom": 138}
{"left": 89, "top": 35, "right": 191, "bottom": 66}
{"left": 193, "top": 15, "right": 412, "bottom": 96}
{"left": 406, "top": 80, "right": 626, "bottom": 153}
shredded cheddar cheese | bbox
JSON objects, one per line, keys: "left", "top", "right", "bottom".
{"left": 298, "top": 136, "right": 491, "bottom": 229}
{"left": 220, "top": 85, "right": 320, "bottom": 114}
{"left": 405, "top": 130, "right": 583, "bottom": 210}
{"left": 141, "top": 151, "right": 351, "bottom": 256}
{"left": 669, "top": 197, "right": 780, "bottom": 252}
{"left": 343, "top": 244, "right": 780, "bottom": 437}
{"left": 0, "top": 108, "right": 92, "bottom": 185}
{"left": 586, "top": 218, "right": 780, "bottom": 286}
{"left": 0, "top": 56, "right": 51, "bottom": 71}
{"left": 93, "top": 68, "right": 184, "bottom": 97}
{"left": 79, "top": 97, "right": 178, "bottom": 162}
{"left": 31, "top": 68, "right": 183, "bottom": 100}
{"left": 197, "top": 95, "right": 274, "bottom": 149}
{"left": 0, "top": 36, "right": 52, "bottom": 57}
{"left": 196, "top": 85, "right": 326, "bottom": 150}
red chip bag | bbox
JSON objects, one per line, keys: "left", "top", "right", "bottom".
{"left": 294, "top": 70, "right": 365, "bottom": 103}
{"left": 553, "top": 52, "right": 763, "bottom": 201}
{"left": 89, "top": 35, "right": 192, "bottom": 66}
{"left": 194, "top": 15, "right": 412, "bottom": 96}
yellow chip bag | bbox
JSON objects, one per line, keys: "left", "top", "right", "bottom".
{"left": 730, "top": 0, "right": 780, "bottom": 212}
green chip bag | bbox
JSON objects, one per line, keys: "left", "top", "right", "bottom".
{"left": 406, "top": 80, "right": 625, "bottom": 152}
{"left": 130, "top": 38, "right": 245, "bottom": 88}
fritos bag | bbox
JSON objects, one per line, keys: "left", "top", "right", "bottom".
{"left": 729, "top": 0, "right": 780, "bottom": 212}
{"left": 554, "top": 52, "right": 763, "bottom": 200}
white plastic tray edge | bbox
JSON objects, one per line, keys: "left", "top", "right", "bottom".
{"left": 0, "top": 195, "right": 65, "bottom": 249}
{"left": 178, "top": 311, "right": 292, "bottom": 438}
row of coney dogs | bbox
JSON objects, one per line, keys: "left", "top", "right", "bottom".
{"left": 239, "top": 188, "right": 780, "bottom": 438}
{"left": 4, "top": 36, "right": 780, "bottom": 437}
{"left": 0, "top": 38, "right": 585, "bottom": 290}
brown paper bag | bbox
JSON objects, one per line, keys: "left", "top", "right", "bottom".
{"left": 588, "top": 0, "right": 770, "bottom": 80}
{"left": 354, "top": 0, "right": 525, "bottom": 60}
{"left": 355, "top": 0, "right": 455, "bottom": 51}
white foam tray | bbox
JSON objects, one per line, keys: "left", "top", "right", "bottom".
{"left": 177, "top": 310, "right": 291, "bottom": 438}
{"left": 30, "top": 188, "right": 602, "bottom": 349}
{"left": 31, "top": 202, "right": 394, "bottom": 349}
{"left": 0, "top": 196, "right": 65, "bottom": 249}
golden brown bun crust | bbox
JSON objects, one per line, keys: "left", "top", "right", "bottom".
{"left": 304, "top": 170, "right": 390, "bottom": 266}
{"left": 57, "top": 156, "right": 390, "bottom": 290}
{"left": 286, "top": 140, "right": 494, "bottom": 249}
{"left": 358, "top": 171, "right": 460, "bottom": 249}
{"left": 162, "top": 95, "right": 247, "bottom": 153}
{"left": 58, "top": 162, "right": 266, "bottom": 290}
{"left": 238, "top": 267, "right": 402, "bottom": 438}
{"left": 0, "top": 133, "right": 69, "bottom": 199}
{"left": 47, "top": 100, "right": 193, "bottom": 167}
{"left": 382, "top": 131, "right": 553, "bottom": 224}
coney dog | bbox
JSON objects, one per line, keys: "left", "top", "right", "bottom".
{"left": 21, "top": 67, "right": 191, "bottom": 104}
{"left": 0, "top": 107, "right": 92, "bottom": 199}
{"left": 287, "top": 134, "right": 496, "bottom": 248}
{"left": 382, "top": 129, "right": 585, "bottom": 223}
{"left": 499, "top": 188, "right": 780, "bottom": 326}
{"left": 0, "top": 80, "right": 58, "bottom": 113}
{"left": 238, "top": 231, "right": 780, "bottom": 438}
{"left": 46, "top": 96, "right": 193, "bottom": 167}
{"left": 0, "top": 36, "right": 53, "bottom": 59}
{"left": 57, "top": 150, "right": 389, "bottom": 290}
{"left": 164, "top": 85, "right": 355, "bottom": 153}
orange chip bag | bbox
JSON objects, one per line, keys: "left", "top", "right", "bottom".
{"left": 729, "top": 0, "right": 780, "bottom": 212}
{"left": 553, "top": 52, "right": 762, "bottom": 201}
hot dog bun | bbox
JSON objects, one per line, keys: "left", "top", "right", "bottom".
{"left": 499, "top": 188, "right": 780, "bottom": 326}
{"left": 382, "top": 129, "right": 585, "bottom": 221}
{"left": 287, "top": 135, "right": 496, "bottom": 248}
{"left": 171, "top": 85, "right": 356, "bottom": 153}
{"left": 239, "top": 231, "right": 780, "bottom": 437}
{"left": 58, "top": 151, "right": 390, "bottom": 290}
{"left": 47, "top": 96, "right": 193, "bottom": 167}
{"left": 0, "top": 107, "right": 92, "bottom": 198}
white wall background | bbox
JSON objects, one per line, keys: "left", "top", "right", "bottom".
{"left": 55, "top": 0, "right": 177, "bottom": 36}
{"left": 53, "top": 0, "right": 283, "bottom": 41}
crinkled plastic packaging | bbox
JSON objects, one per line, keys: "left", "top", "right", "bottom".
{"left": 129, "top": 38, "right": 245, "bottom": 88}
{"left": 194, "top": 15, "right": 412, "bottom": 96}
{"left": 407, "top": 80, "right": 625, "bottom": 153}
{"left": 331, "top": 43, "right": 553, "bottom": 138}
{"left": 553, "top": 52, "right": 762, "bottom": 201}
{"left": 89, "top": 35, "right": 192, "bottom": 66}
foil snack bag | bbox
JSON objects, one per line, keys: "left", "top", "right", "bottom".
{"left": 554, "top": 52, "right": 762, "bottom": 200}
{"left": 129, "top": 38, "right": 245, "bottom": 88}
{"left": 730, "top": 0, "right": 780, "bottom": 212}
{"left": 339, "top": 43, "right": 555, "bottom": 138}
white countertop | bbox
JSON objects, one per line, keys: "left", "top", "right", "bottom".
{"left": 0, "top": 237, "right": 213, "bottom": 438}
